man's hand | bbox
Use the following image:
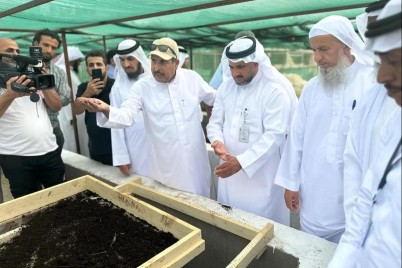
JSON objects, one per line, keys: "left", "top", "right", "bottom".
{"left": 284, "top": 189, "right": 299, "bottom": 212}
{"left": 214, "top": 155, "right": 241, "bottom": 178}
{"left": 118, "top": 164, "right": 131, "bottom": 176}
{"left": 77, "top": 97, "right": 109, "bottom": 113}
{"left": 39, "top": 65, "right": 48, "bottom": 75}
{"left": 5, "top": 75, "right": 32, "bottom": 98}
{"left": 41, "top": 89, "right": 62, "bottom": 112}
{"left": 82, "top": 78, "right": 104, "bottom": 97}
{"left": 0, "top": 76, "right": 32, "bottom": 118}
{"left": 211, "top": 140, "right": 229, "bottom": 161}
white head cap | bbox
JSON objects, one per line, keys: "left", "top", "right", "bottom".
{"left": 309, "top": 15, "right": 374, "bottom": 66}
{"left": 54, "top": 46, "right": 84, "bottom": 66}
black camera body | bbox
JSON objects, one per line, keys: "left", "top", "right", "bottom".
{"left": 0, "top": 48, "right": 55, "bottom": 92}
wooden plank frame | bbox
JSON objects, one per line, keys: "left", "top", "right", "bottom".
{"left": 116, "top": 178, "right": 274, "bottom": 268}
{"left": 0, "top": 175, "right": 205, "bottom": 268}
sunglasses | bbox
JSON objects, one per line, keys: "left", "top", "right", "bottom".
{"left": 150, "top": 44, "right": 177, "bottom": 58}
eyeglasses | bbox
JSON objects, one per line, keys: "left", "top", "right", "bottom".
{"left": 150, "top": 44, "right": 177, "bottom": 58}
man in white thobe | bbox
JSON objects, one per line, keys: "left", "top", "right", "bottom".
{"left": 55, "top": 46, "right": 90, "bottom": 156}
{"left": 77, "top": 37, "right": 216, "bottom": 197}
{"left": 274, "top": 15, "right": 376, "bottom": 242}
{"left": 343, "top": 0, "right": 398, "bottom": 222}
{"left": 207, "top": 36, "right": 291, "bottom": 224}
{"left": 329, "top": 0, "right": 401, "bottom": 266}
{"left": 109, "top": 39, "right": 150, "bottom": 177}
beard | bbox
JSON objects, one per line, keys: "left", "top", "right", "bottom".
{"left": 126, "top": 62, "right": 142, "bottom": 80}
{"left": 72, "top": 61, "right": 80, "bottom": 74}
{"left": 234, "top": 73, "right": 254, "bottom": 85}
{"left": 42, "top": 54, "right": 52, "bottom": 64}
{"left": 318, "top": 51, "right": 351, "bottom": 89}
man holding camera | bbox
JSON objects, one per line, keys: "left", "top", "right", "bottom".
{"left": 72, "top": 50, "right": 115, "bottom": 165}
{"left": 0, "top": 38, "right": 65, "bottom": 198}
{"left": 32, "top": 29, "right": 71, "bottom": 154}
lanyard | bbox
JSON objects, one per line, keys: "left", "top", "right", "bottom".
{"left": 363, "top": 137, "right": 402, "bottom": 246}
{"left": 373, "top": 137, "right": 402, "bottom": 204}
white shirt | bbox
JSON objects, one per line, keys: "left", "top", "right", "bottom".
{"left": 328, "top": 108, "right": 401, "bottom": 268}
{"left": 207, "top": 70, "right": 290, "bottom": 224}
{"left": 109, "top": 73, "right": 149, "bottom": 176}
{"left": 343, "top": 84, "right": 399, "bottom": 222}
{"left": 57, "top": 64, "right": 90, "bottom": 156}
{"left": 274, "top": 61, "right": 375, "bottom": 242}
{"left": 0, "top": 89, "right": 57, "bottom": 156}
{"left": 98, "top": 69, "right": 215, "bottom": 197}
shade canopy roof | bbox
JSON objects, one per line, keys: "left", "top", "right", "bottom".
{"left": 0, "top": 0, "right": 374, "bottom": 53}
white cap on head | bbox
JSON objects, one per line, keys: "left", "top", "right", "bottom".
{"left": 365, "top": 0, "right": 401, "bottom": 53}
{"left": 309, "top": 15, "right": 374, "bottom": 66}
{"left": 54, "top": 46, "right": 84, "bottom": 66}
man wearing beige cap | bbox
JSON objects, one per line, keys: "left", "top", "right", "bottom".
{"left": 78, "top": 37, "right": 216, "bottom": 198}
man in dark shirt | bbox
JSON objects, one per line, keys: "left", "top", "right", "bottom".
{"left": 72, "top": 50, "right": 114, "bottom": 165}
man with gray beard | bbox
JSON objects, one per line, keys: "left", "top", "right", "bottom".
{"left": 109, "top": 39, "right": 150, "bottom": 177}
{"left": 274, "top": 15, "right": 375, "bottom": 243}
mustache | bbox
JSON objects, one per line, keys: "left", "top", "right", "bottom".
{"left": 153, "top": 71, "right": 164, "bottom": 76}
{"left": 384, "top": 84, "right": 401, "bottom": 92}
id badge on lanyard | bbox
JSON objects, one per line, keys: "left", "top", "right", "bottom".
{"left": 239, "top": 108, "right": 249, "bottom": 143}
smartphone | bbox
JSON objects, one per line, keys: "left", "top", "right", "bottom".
{"left": 91, "top": 69, "right": 103, "bottom": 80}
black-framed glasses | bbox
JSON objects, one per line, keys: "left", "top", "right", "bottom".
{"left": 150, "top": 44, "right": 177, "bottom": 58}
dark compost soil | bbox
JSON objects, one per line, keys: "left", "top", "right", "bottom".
{"left": 0, "top": 190, "right": 178, "bottom": 267}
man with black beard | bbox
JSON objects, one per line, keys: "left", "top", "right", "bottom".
{"left": 72, "top": 50, "right": 115, "bottom": 165}
{"left": 32, "top": 29, "right": 71, "bottom": 154}
{"left": 274, "top": 16, "right": 376, "bottom": 243}
{"left": 207, "top": 36, "right": 292, "bottom": 224}
{"left": 109, "top": 39, "right": 150, "bottom": 177}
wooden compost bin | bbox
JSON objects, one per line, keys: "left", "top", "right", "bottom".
{"left": 117, "top": 178, "right": 274, "bottom": 268}
{"left": 0, "top": 175, "right": 204, "bottom": 267}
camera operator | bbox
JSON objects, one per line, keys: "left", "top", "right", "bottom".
{"left": 0, "top": 38, "right": 20, "bottom": 60}
{"left": 0, "top": 38, "right": 65, "bottom": 198}
{"left": 32, "top": 29, "right": 71, "bottom": 154}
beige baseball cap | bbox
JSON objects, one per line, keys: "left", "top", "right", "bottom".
{"left": 149, "top": 37, "right": 179, "bottom": 60}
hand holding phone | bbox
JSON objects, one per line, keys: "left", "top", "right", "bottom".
{"left": 91, "top": 69, "right": 103, "bottom": 80}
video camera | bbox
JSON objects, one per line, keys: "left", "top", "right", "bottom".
{"left": 0, "top": 46, "right": 55, "bottom": 93}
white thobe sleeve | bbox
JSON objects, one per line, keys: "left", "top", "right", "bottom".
{"left": 109, "top": 89, "right": 130, "bottom": 167}
{"left": 206, "top": 87, "right": 224, "bottom": 144}
{"left": 274, "top": 88, "right": 308, "bottom": 191}
{"left": 198, "top": 76, "right": 216, "bottom": 106}
{"left": 328, "top": 171, "right": 376, "bottom": 268}
{"left": 343, "top": 108, "right": 364, "bottom": 223}
{"left": 236, "top": 88, "right": 290, "bottom": 178}
{"left": 97, "top": 86, "right": 142, "bottom": 129}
